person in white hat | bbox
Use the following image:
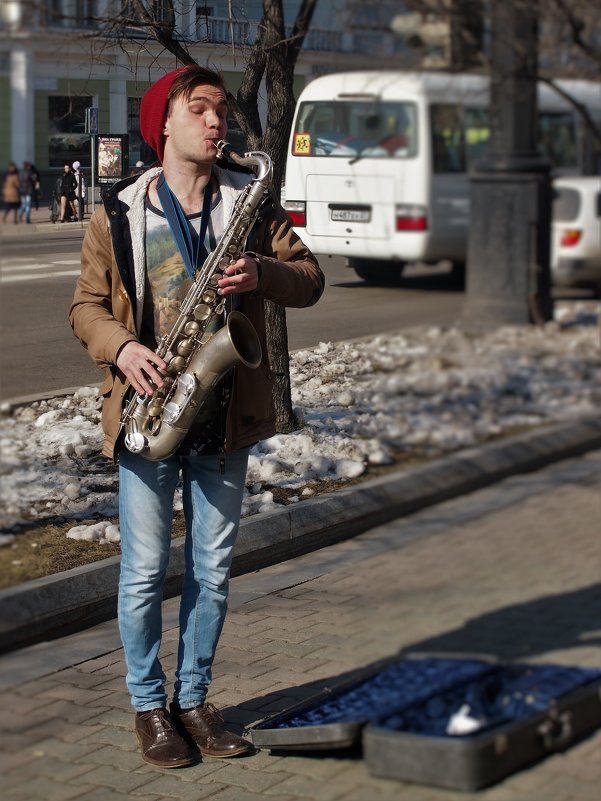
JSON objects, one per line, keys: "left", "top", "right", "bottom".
{"left": 72, "top": 160, "right": 86, "bottom": 221}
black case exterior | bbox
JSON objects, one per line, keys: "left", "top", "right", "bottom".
{"left": 363, "top": 679, "right": 601, "bottom": 791}
{"left": 250, "top": 656, "right": 601, "bottom": 790}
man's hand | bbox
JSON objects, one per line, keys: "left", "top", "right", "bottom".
{"left": 217, "top": 254, "right": 260, "bottom": 296}
{"left": 117, "top": 341, "right": 167, "bottom": 396}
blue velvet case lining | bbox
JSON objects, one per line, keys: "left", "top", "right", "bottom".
{"left": 254, "top": 657, "right": 601, "bottom": 738}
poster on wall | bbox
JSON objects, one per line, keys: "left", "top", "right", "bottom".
{"left": 95, "top": 134, "right": 129, "bottom": 183}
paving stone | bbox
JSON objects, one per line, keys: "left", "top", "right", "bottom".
{"left": 69, "top": 764, "right": 156, "bottom": 792}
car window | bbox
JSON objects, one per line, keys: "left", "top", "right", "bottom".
{"left": 553, "top": 187, "right": 581, "bottom": 222}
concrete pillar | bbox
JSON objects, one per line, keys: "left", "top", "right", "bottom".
{"left": 10, "top": 45, "right": 35, "bottom": 165}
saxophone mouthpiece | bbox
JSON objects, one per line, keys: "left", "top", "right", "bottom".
{"left": 217, "top": 140, "right": 273, "bottom": 185}
{"left": 216, "top": 140, "right": 236, "bottom": 160}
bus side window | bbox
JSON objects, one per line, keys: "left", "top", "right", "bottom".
{"left": 430, "top": 104, "right": 465, "bottom": 173}
{"left": 465, "top": 108, "right": 490, "bottom": 164}
{"left": 538, "top": 112, "right": 578, "bottom": 169}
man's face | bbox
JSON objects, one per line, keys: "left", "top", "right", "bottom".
{"left": 163, "top": 83, "right": 228, "bottom": 165}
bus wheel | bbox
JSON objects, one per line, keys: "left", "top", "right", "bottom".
{"left": 450, "top": 260, "right": 466, "bottom": 286}
{"left": 350, "top": 259, "right": 404, "bottom": 285}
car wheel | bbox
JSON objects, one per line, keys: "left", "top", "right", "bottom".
{"left": 350, "top": 259, "right": 405, "bottom": 285}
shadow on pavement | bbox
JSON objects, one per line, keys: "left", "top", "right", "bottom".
{"left": 397, "top": 582, "right": 601, "bottom": 662}
{"left": 235, "top": 583, "right": 601, "bottom": 732}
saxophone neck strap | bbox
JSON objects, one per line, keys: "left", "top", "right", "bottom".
{"left": 156, "top": 172, "right": 213, "bottom": 279}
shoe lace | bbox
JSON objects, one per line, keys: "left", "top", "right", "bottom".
{"left": 141, "top": 707, "right": 175, "bottom": 734}
{"left": 202, "top": 702, "right": 225, "bottom": 727}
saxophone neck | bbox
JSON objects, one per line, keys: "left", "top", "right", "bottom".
{"left": 217, "top": 140, "right": 272, "bottom": 185}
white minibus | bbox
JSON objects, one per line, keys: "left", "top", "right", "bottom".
{"left": 283, "top": 70, "right": 601, "bottom": 283}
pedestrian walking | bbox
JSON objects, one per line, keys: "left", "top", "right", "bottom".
{"left": 30, "top": 163, "right": 41, "bottom": 210}
{"left": 69, "top": 64, "right": 324, "bottom": 769}
{"left": 2, "top": 162, "right": 20, "bottom": 224}
{"left": 72, "top": 160, "right": 87, "bottom": 221}
{"left": 58, "top": 163, "right": 77, "bottom": 222}
{"left": 18, "top": 161, "right": 36, "bottom": 224}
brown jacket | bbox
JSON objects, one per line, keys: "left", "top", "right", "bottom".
{"left": 69, "top": 166, "right": 324, "bottom": 460}
{"left": 2, "top": 171, "right": 20, "bottom": 204}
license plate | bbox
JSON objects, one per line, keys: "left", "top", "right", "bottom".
{"left": 330, "top": 207, "right": 371, "bottom": 223}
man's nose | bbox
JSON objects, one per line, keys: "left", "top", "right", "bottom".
{"left": 206, "top": 110, "right": 223, "bottom": 128}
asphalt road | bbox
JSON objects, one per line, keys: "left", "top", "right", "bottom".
{"left": 0, "top": 229, "right": 465, "bottom": 403}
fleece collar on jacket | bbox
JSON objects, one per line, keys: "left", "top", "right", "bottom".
{"left": 116, "top": 165, "right": 251, "bottom": 333}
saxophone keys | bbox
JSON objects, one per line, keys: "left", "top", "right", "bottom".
{"left": 176, "top": 338, "right": 194, "bottom": 357}
{"left": 124, "top": 432, "right": 147, "bottom": 453}
{"left": 202, "top": 289, "right": 217, "bottom": 303}
{"left": 193, "top": 303, "right": 211, "bottom": 321}
{"left": 147, "top": 399, "right": 164, "bottom": 418}
{"left": 183, "top": 320, "right": 201, "bottom": 336}
{"left": 168, "top": 355, "right": 186, "bottom": 374}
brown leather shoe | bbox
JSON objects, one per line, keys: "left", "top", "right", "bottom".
{"left": 171, "top": 702, "right": 254, "bottom": 758}
{"left": 135, "top": 707, "right": 198, "bottom": 768}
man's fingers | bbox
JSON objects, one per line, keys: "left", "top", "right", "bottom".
{"left": 218, "top": 255, "right": 259, "bottom": 294}
{"left": 117, "top": 342, "right": 167, "bottom": 395}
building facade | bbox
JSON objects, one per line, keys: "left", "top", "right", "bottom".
{"left": 0, "top": 0, "right": 409, "bottom": 192}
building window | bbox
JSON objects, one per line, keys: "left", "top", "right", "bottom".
{"left": 196, "top": 3, "right": 214, "bottom": 41}
{"left": 45, "top": 0, "right": 63, "bottom": 28}
{"left": 123, "top": 0, "right": 169, "bottom": 23}
{"left": 75, "top": 1, "right": 99, "bottom": 29}
{"left": 48, "top": 95, "right": 92, "bottom": 168}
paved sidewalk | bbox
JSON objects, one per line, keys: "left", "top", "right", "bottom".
{"left": 0, "top": 204, "right": 89, "bottom": 236}
{"left": 1, "top": 450, "right": 600, "bottom": 801}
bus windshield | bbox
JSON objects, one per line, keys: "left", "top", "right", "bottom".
{"left": 291, "top": 100, "right": 418, "bottom": 159}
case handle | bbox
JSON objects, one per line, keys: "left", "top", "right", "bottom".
{"left": 537, "top": 711, "right": 573, "bottom": 752}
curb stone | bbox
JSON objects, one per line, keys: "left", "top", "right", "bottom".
{"left": 0, "top": 416, "right": 600, "bottom": 654}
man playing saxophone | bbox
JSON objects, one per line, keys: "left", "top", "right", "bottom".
{"left": 69, "top": 64, "right": 324, "bottom": 769}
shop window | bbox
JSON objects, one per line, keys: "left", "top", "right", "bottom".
{"left": 48, "top": 95, "right": 92, "bottom": 167}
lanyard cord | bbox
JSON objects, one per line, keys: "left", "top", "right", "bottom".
{"left": 156, "top": 173, "right": 213, "bottom": 279}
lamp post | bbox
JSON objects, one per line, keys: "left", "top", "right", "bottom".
{"left": 462, "top": 0, "right": 553, "bottom": 328}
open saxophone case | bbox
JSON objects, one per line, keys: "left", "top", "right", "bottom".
{"left": 249, "top": 653, "right": 601, "bottom": 791}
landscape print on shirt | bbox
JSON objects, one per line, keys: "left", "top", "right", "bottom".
{"left": 146, "top": 223, "right": 194, "bottom": 340}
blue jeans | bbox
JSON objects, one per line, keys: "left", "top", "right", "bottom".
{"left": 118, "top": 447, "right": 249, "bottom": 712}
{"left": 18, "top": 194, "right": 31, "bottom": 223}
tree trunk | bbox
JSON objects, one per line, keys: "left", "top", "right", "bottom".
{"left": 264, "top": 301, "right": 296, "bottom": 432}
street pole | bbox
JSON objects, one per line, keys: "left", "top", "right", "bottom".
{"left": 462, "top": 0, "right": 553, "bottom": 329}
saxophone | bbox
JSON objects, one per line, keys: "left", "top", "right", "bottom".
{"left": 120, "top": 140, "right": 272, "bottom": 460}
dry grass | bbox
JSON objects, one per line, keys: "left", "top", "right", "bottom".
{"left": 0, "top": 466, "right": 402, "bottom": 591}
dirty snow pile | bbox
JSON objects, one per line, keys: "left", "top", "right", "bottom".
{"left": 0, "top": 301, "right": 599, "bottom": 546}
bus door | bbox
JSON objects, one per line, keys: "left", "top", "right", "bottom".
{"left": 428, "top": 103, "right": 482, "bottom": 261}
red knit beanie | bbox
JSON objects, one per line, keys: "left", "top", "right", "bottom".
{"left": 140, "top": 67, "right": 189, "bottom": 163}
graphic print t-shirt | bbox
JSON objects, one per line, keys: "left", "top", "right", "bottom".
{"left": 144, "top": 188, "right": 226, "bottom": 453}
